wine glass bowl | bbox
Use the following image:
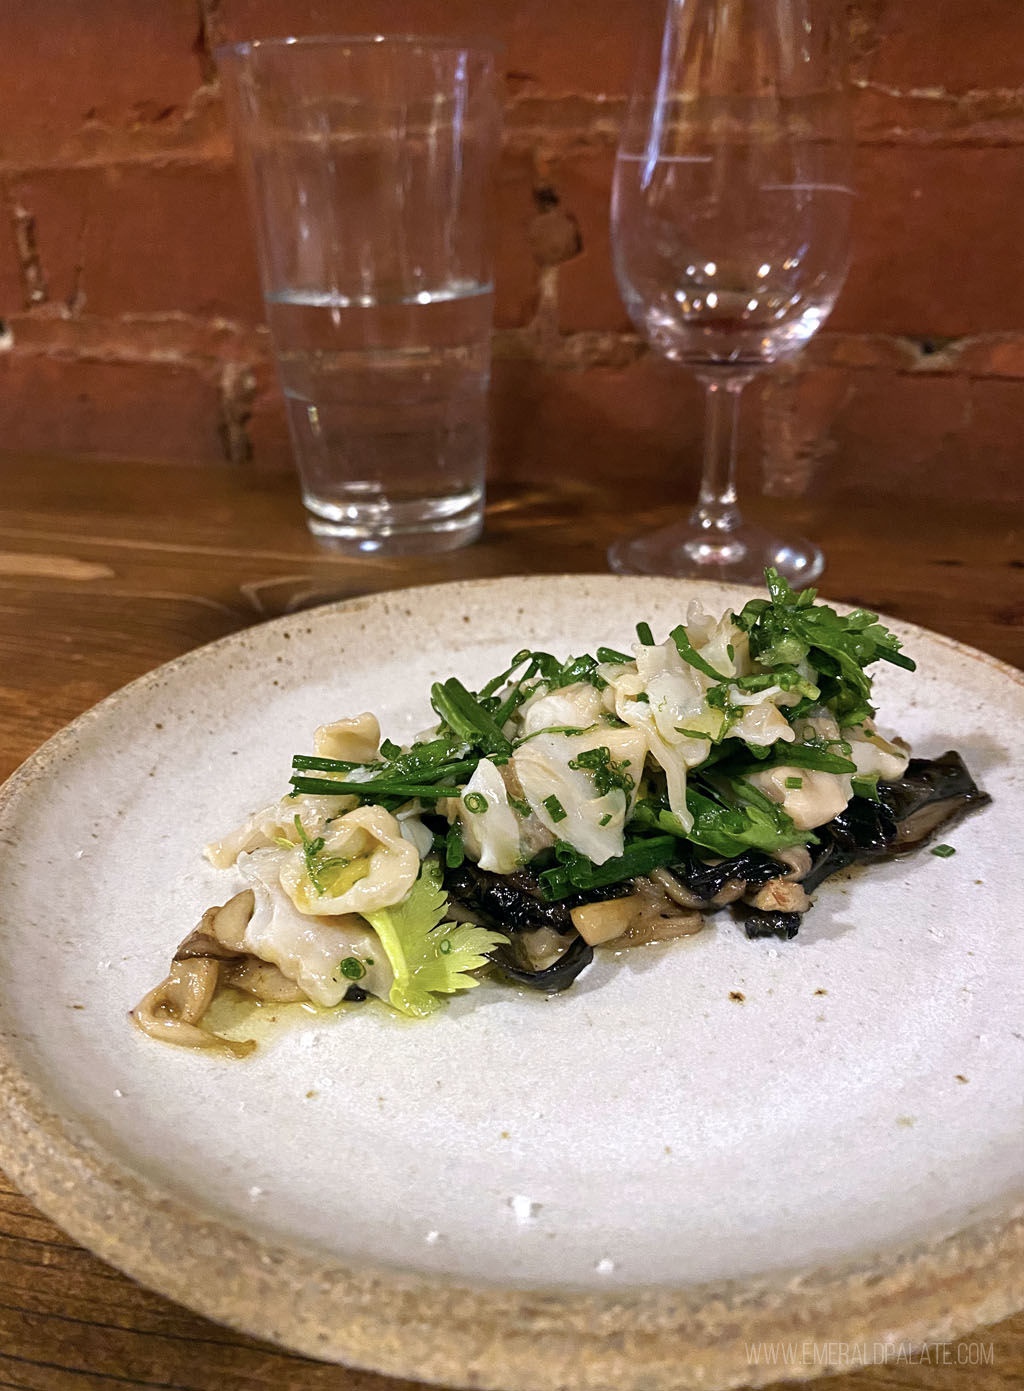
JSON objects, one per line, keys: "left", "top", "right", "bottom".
{"left": 609, "top": 0, "right": 852, "bottom": 581}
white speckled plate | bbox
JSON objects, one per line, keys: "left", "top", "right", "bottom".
{"left": 0, "top": 576, "right": 1022, "bottom": 1390}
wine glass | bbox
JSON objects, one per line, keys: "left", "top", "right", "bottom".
{"left": 609, "top": 0, "right": 852, "bottom": 582}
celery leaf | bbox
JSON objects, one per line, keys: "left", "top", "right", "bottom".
{"left": 364, "top": 860, "right": 509, "bottom": 1018}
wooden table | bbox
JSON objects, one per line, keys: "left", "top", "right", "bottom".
{"left": 0, "top": 452, "right": 1021, "bottom": 1390}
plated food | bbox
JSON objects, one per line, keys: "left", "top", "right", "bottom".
{"left": 1, "top": 572, "right": 1020, "bottom": 1384}
{"left": 133, "top": 569, "right": 988, "bottom": 1052}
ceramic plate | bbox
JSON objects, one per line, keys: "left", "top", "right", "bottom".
{"left": 0, "top": 576, "right": 1022, "bottom": 1391}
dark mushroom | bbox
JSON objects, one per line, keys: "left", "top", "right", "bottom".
{"left": 488, "top": 931, "right": 594, "bottom": 993}
{"left": 802, "top": 752, "right": 990, "bottom": 896}
{"left": 878, "top": 751, "right": 991, "bottom": 852}
{"left": 446, "top": 863, "right": 575, "bottom": 933}
{"left": 668, "top": 849, "right": 783, "bottom": 904}
{"left": 742, "top": 910, "right": 802, "bottom": 940}
{"left": 446, "top": 862, "right": 625, "bottom": 934}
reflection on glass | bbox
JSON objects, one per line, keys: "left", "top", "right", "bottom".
{"left": 609, "top": 0, "right": 853, "bottom": 582}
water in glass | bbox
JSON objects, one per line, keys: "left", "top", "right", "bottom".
{"left": 219, "top": 38, "right": 499, "bottom": 554}
{"left": 269, "top": 281, "right": 492, "bottom": 543}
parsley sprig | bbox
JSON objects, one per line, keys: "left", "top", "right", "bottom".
{"left": 734, "top": 568, "right": 914, "bottom": 726}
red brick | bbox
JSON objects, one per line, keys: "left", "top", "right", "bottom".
{"left": 493, "top": 152, "right": 541, "bottom": 329}
{"left": 831, "top": 144, "right": 1024, "bottom": 337}
{"left": 0, "top": 211, "right": 24, "bottom": 315}
{"left": 546, "top": 140, "right": 1024, "bottom": 342}
{"left": 490, "top": 352, "right": 707, "bottom": 491}
{"left": 6, "top": 165, "right": 264, "bottom": 323}
{"left": 2, "top": 310, "right": 269, "bottom": 370}
{"left": 247, "top": 350, "right": 704, "bottom": 487}
{"left": 956, "top": 334, "right": 1024, "bottom": 379}
{"left": 759, "top": 364, "right": 851, "bottom": 499}
{"left": 247, "top": 362, "right": 293, "bottom": 473}
{"left": 0, "top": 354, "right": 226, "bottom": 464}
{"left": 859, "top": 0, "right": 1024, "bottom": 94}
{"left": 548, "top": 149, "right": 630, "bottom": 334}
{"left": 494, "top": 148, "right": 622, "bottom": 332}
{"left": 811, "top": 369, "right": 972, "bottom": 492}
{"left": 493, "top": 353, "right": 1024, "bottom": 508}
{"left": 0, "top": 0, "right": 205, "bottom": 166}
{"left": 218, "top": 0, "right": 659, "bottom": 96}
{"left": 781, "top": 366, "right": 1024, "bottom": 504}
{"left": 960, "top": 377, "right": 1024, "bottom": 496}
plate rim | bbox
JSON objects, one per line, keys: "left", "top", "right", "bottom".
{"left": 1, "top": 572, "right": 1022, "bottom": 1390}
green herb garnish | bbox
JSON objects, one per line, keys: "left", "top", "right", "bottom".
{"left": 539, "top": 836, "right": 678, "bottom": 900}
{"left": 445, "top": 820, "right": 465, "bottom": 869}
{"left": 430, "top": 677, "right": 512, "bottom": 758}
{"left": 669, "top": 624, "right": 728, "bottom": 682}
{"left": 543, "top": 795, "right": 568, "bottom": 823}
{"left": 851, "top": 774, "right": 880, "bottom": 800}
{"left": 568, "top": 745, "right": 635, "bottom": 796}
{"left": 741, "top": 740, "right": 857, "bottom": 776}
{"left": 596, "top": 645, "right": 632, "bottom": 665}
{"left": 930, "top": 843, "right": 956, "bottom": 858}
{"left": 293, "top": 815, "right": 367, "bottom": 897}
{"left": 734, "top": 568, "right": 914, "bottom": 727}
{"left": 363, "top": 861, "right": 509, "bottom": 1017}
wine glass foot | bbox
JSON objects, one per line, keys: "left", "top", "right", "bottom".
{"left": 608, "top": 520, "right": 823, "bottom": 586}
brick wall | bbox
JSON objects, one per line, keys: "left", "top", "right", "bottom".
{"left": 2, "top": 1, "right": 1023, "bottom": 503}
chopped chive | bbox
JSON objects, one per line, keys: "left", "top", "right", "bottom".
{"left": 930, "top": 844, "right": 956, "bottom": 858}
{"left": 478, "top": 649, "right": 533, "bottom": 699}
{"left": 289, "top": 775, "right": 463, "bottom": 800}
{"left": 633, "top": 691, "right": 650, "bottom": 704}
{"left": 598, "top": 812, "right": 612, "bottom": 826}
{"left": 539, "top": 835, "right": 678, "bottom": 900}
{"left": 784, "top": 776, "right": 804, "bottom": 789}
{"left": 543, "top": 794, "right": 568, "bottom": 823}
{"left": 445, "top": 821, "right": 465, "bottom": 869}
{"left": 727, "top": 643, "right": 735, "bottom": 661}
{"left": 514, "top": 723, "right": 594, "bottom": 746}
{"left": 668, "top": 624, "right": 728, "bottom": 681}
{"left": 463, "top": 791, "right": 488, "bottom": 814}
{"left": 508, "top": 795, "right": 532, "bottom": 818}
{"left": 339, "top": 957, "right": 366, "bottom": 980}
{"left": 851, "top": 774, "right": 880, "bottom": 801}
{"left": 635, "top": 622, "right": 655, "bottom": 646}
{"left": 596, "top": 645, "right": 632, "bottom": 665}
{"left": 747, "top": 742, "right": 857, "bottom": 775}
{"left": 568, "top": 746, "right": 634, "bottom": 796}
{"left": 292, "top": 754, "right": 369, "bottom": 772}
{"left": 429, "top": 677, "right": 512, "bottom": 757}
{"left": 676, "top": 727, "right": 709, "bottom": 740}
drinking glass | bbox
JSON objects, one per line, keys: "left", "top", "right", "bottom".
{"left": 218, "top": 37, "right": 501, "bottom": 554}
{"left": 609, "top": 0, "right": 852, "bottom": 582}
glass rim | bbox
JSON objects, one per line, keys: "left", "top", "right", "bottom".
{"left": 215, "top": 33, "right": 504, "bottom": 61}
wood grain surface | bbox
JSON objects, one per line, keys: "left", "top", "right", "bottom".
{"left": 0, "top": 451, "right": 1021, "bottom": 1391}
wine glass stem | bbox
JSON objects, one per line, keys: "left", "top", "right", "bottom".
{"left": 690, "top": 371, "right": 751, "bottom": 540}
